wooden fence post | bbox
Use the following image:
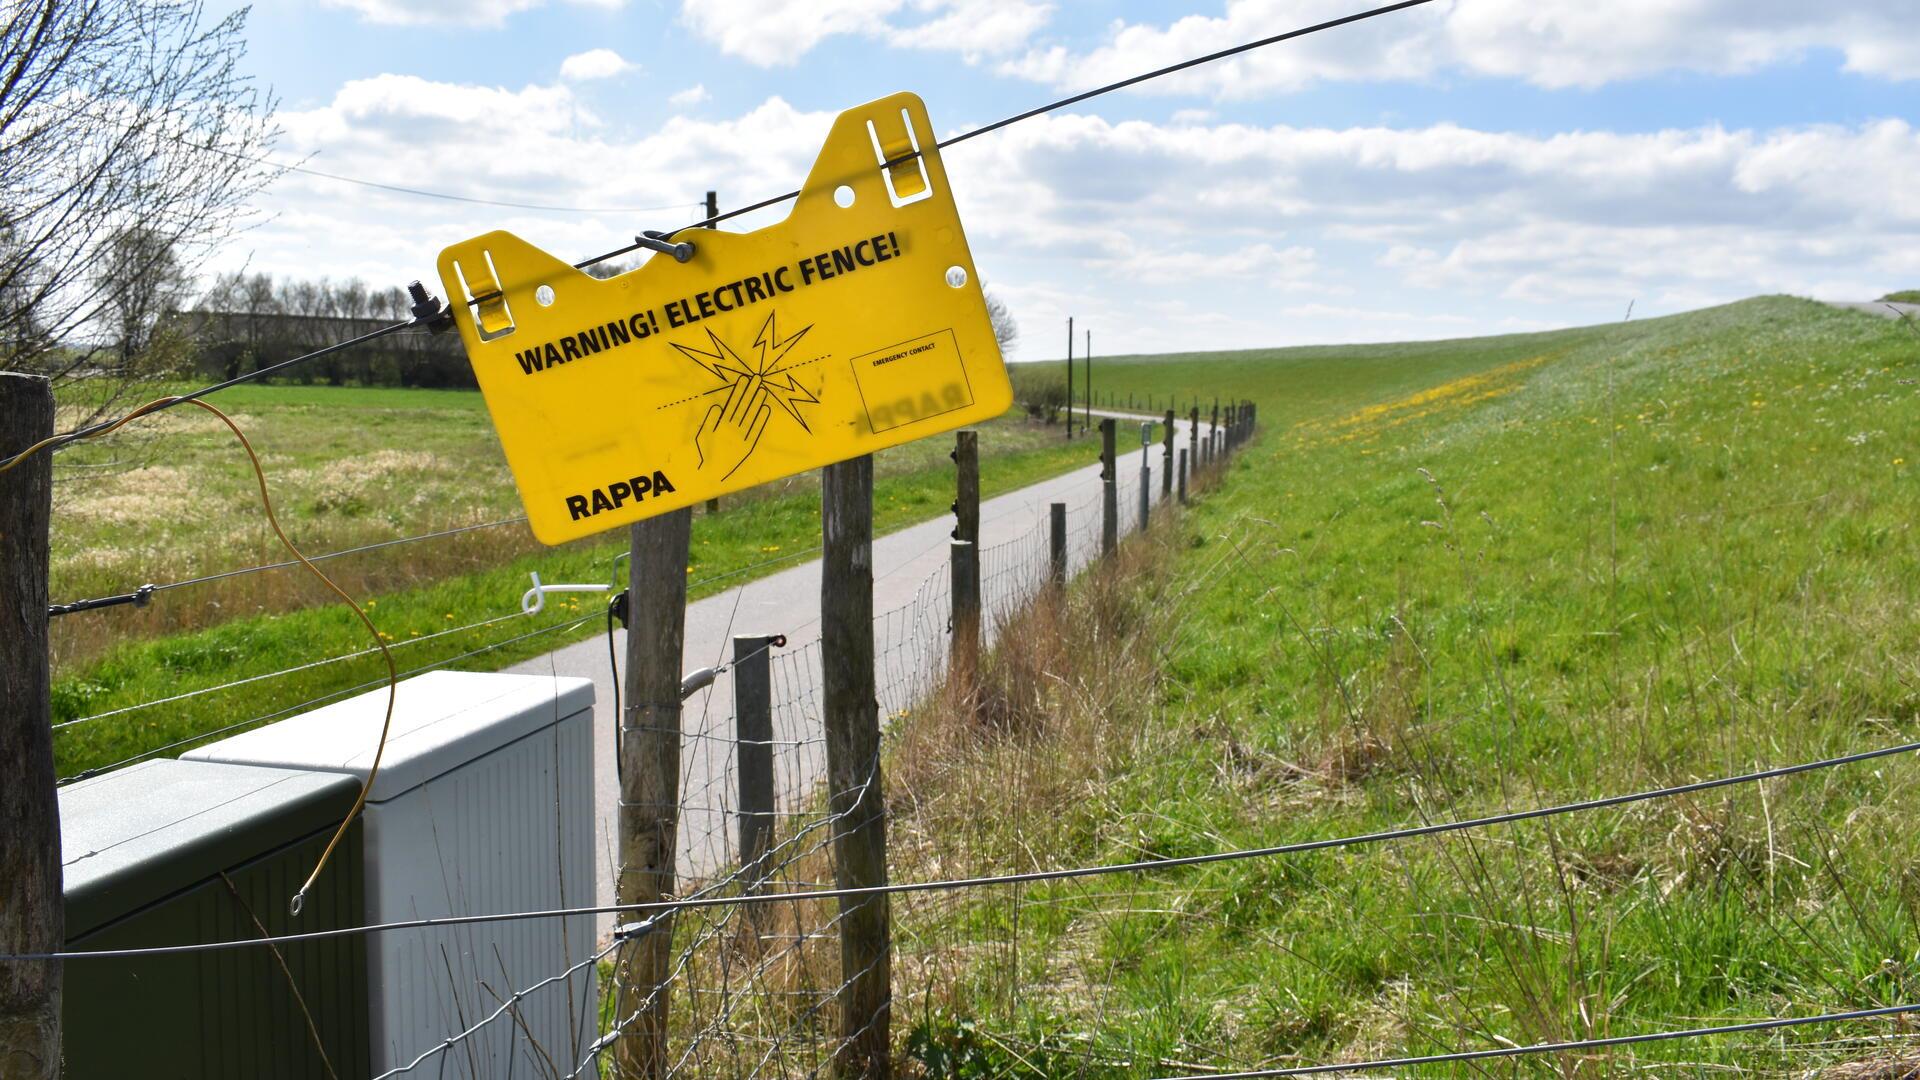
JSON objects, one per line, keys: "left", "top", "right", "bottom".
{"left": 1161, "top": 410, "right": 1174, "bottom": 499}
{"left": 949, "top": 540, "right": 979, "bottom": 683}
{"left": 1137, "top": 423, "right": 1151, "bottom": 532}
{"left": 1049, "top": 502, "right": 1067, "bottom": 588}
{"left": 822, "top": 456, "right": 889, "bottom": 1080}
{"left": 1099, "top": 419, "right": 1117, "bottom": 558}
{"left": 615, "top": 507, "right": 691, "bottom": 1079}
{"left": 734, "top": 633, "right": 777, "bottom": 894}
{"left": 1, "top": 373, "right": 59, "bottom": 1080}
{"left": 950, "top": 430, "right": 980, "bottom": 682}
{"left": 1210, "top": 403, "right": 1220, "bottom": 464}
{"left": 1189, "top": 406, "right": 1200, "bottom": 477}
{"left": 1178, "top": 448, "right": 1188, "bottom": 506}
{"left": 952, "top": 431, "right": 978, "bottom": 546}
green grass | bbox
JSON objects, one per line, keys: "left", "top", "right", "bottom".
{"left": 49, "top": 396, "right": 1115, "bottom": 778}
{"left": 1878, "top": 290, "right": 1920, "bottom": 303}
{"left": 901, "top": 297, "right": 1920, "bottom": 1075}
{"left": 1010, "top": 322, "right": 1625, "bottom": 433}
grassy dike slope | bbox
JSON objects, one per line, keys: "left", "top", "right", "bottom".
{"left": 899, "top": 297, "right": 1920, "bottom": 1075}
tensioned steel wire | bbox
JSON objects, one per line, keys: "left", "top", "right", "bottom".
{"left": 21, "top": 699, "right": 1920, "bottom": 958}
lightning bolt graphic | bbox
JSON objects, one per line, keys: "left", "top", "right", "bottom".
{"left": 671, "top": 310, "right": 819, "bottom": 433}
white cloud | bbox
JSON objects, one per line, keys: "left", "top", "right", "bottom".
{"left": 323, "top": 0, "right": 624, "bottom": 27}
{"left": 558, "top": 48, "right": 634, "bottom": 81}
{"left": 1116, "top": 242, "right": 1318, "bottom": 285}
{"left": 678, "top": 0, "right": 1049, "bottom": 66}
{"left": 218, "top": 75, "right": 1920, "bottom": 358}
{"left": 999, "top": 0, "right": 1920, "bottom": 97}
{"left": 669, "top": 84, "right": 712, "bottom": 107}
{"left": 886, "top": 0, "right": 1053, "bottom": 59}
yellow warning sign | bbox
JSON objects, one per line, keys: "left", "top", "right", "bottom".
{"left": 436, "top": 91, "right": 1013, "bottom": 545}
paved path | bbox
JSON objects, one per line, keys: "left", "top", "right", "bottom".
{"left": 507, "top": 411, "right": 1217, "bottom": 938}
{"left": 1827, "top": 300, "right": 1919, "bottom": 319}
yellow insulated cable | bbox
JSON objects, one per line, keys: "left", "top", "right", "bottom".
{"left": 0, "top": 394, "right": 397, "bottom": 916}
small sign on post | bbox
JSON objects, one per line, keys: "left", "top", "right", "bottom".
{"left": 437, "top": 92, "right": 1013, "bottom": 545}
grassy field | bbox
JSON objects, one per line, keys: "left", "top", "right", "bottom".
{"left": 893, "top": 297, "right": 1920, "bottom": 1075}
{"left": 48, "top": 387, "right": 1122, "bottom": 777}
{"left": 1008, "top": 323, "right": 1620, "bottom": 432}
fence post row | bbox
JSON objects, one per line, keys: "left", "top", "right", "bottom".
{"left": 949, "top": 431, "right": 981, "bottom": 682}
{"left": 821, "top": 456, "right": 890, "bottom": 1080}
{"left": 615, "top": 507, "right": 692, "bottom": 1079}
{"left": 734, "top": 634, "right": 777, "bottom": 899}
{"left": 0, "top": 373, "right": 59, "bottom": 1080}
{"left": 1162, "top": 409, "right": 1175, "bottom": 498}
{"left": 1099, "top": 418, "right": 1117, "bottom": 559}
{"left": 1048, "top": 501, "right": 1067, "bottom": 588}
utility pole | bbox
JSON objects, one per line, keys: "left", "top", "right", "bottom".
{"left": 1065, "top": 317, "right": 1074, "bottom": 440}
{"left": 1, "top": 373, "right": 60, "bottom": 1079}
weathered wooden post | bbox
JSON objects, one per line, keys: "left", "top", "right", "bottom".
{"left": 952, "top": 430, "right": 979, "bottom": 546}
{"left": 1138, "top": 422, "right": 1151, "bottom": 532}
{"left": 1161, "top": 409, "right": 1175, "bottom": 499}
{"left": 1048, "top": 502, "right": 1067, "bottom": 588}
{"left": 1189, "top": 406, "right": 1200, "bottom": 476}
{"left": 1, "top": 373, "right": 59, "bottom": 1080}
{"left": 615, "top": 507, "right": 692, "bottom": 1079}
{"left": 822, "top": 456, "right": 890, "bottom": 1079}
{"left": 1099, "top": 418, "right": 1117, "bottom": 558}
{"left": 734, "top": 633, "right": 777, "bottom": 893}
{"left": 1178, "top": 448, "right": 1188, "bottom": 506}
{"left": 949, "top": 539, "right": 979, "bottom": 682}
{"left": 1211, "top": 403, "right": 1221, "bottom": 464}
{"left": 950, "top": 430, "right": 980, "bottom": 681}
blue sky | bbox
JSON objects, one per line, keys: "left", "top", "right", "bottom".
{"left": 207, "top": 1, "right": 1920, "bottom": 359}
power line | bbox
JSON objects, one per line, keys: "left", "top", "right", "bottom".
{"left": 19, "top": 730, "right": 1920, "bottom": 957}
{"left": 180, "top": 135, "right": 705, "bottom": 216}
{"left": 568, "top": 0, "right": 1442, "bottom": 270}
{"left": 1147, "top": 1002, "right": 1920, "bottom": 1078}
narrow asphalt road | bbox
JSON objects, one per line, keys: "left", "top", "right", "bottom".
{"left": 506, "top": 411, "right": 1219, "bottom": 938}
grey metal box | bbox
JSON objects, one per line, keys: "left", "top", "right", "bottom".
{"left": 60, "top": 758, "right": 370, "bottom": 1079}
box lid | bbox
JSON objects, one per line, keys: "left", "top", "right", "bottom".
{"left": 182, "top": 670, "right": 594, "bottom": 802}
{"left": 60, "top": 758, "right": 361, "bottom": 938}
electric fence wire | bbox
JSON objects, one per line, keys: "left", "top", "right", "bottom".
{"left": 1145, "top": 1002, "right": 1920, "bottom": 1079}
{"left": 18, "top": 724, "right": 1920, "bottom": 958}
{"left": 0, "top": 315, "right": 429, "bottom": 475}
{"left": 568, "top": 0, "right": 1443, "bottom": 271}
{"left": 56, "top": 612, "right": 600, "bottom": 785}
{"left": 53, "top": 606, "right": 532, "bottom": 730}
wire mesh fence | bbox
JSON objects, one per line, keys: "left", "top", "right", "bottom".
{"left": 568, "top": 442, "right": 1198, "bottom": 1079}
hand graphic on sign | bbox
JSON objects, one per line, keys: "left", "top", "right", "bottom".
{"left": 696, "top": 376, "right": 772, "bottom": 480}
